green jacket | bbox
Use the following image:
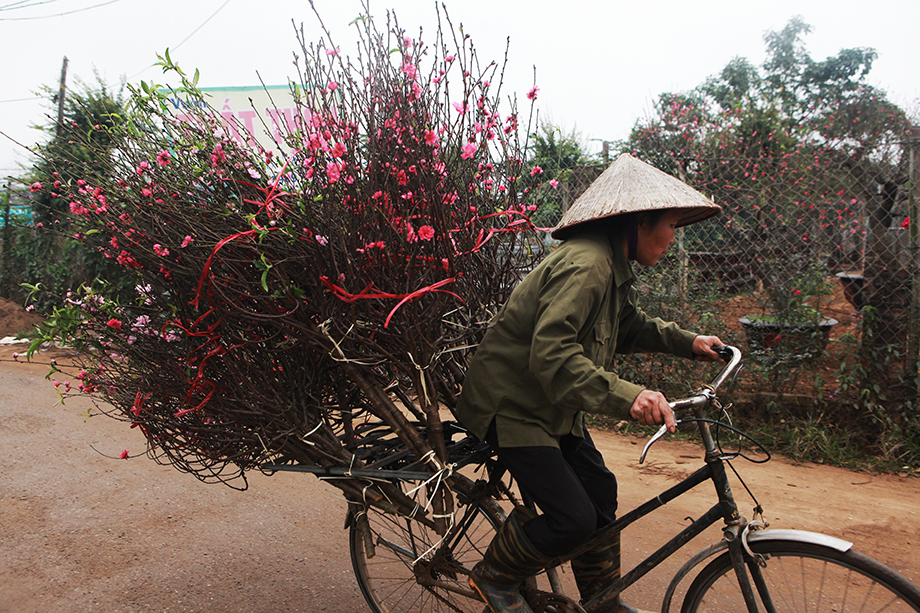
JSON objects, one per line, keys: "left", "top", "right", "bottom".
{"left": 455, "top": 230, "right": 697, "bottom": 448}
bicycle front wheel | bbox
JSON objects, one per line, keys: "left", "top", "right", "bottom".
{"left": 349, "top": 475, "right": 503, "bottom": 613}
{"left": 681, "top": 538, "right": 920, "bottom": 612}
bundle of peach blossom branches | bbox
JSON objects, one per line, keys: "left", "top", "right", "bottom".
{"left": 31, "top": 2, "right": 544, "bottom": 512}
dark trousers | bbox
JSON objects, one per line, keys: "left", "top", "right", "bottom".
{"left": 486, "top": 421, "right": 619, "bottom": 558}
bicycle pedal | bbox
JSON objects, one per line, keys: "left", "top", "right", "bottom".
{"left": 526, "top": 589, "right": 587, "bottom": 613}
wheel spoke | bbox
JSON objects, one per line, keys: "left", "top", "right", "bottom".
{"left": 350, "top": 476, "right": 502, "bottom": 613}
{"left": 682, "top": 540, "right": 920, "bottom": 613}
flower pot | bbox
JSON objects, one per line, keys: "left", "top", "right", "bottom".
{"left": 835, "top": 272, "right": 865, "bottom": 310}
{"left": 738, "top": 316, "right": 838, "bottom": 357}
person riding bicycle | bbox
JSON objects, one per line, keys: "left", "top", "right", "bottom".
{"left": 456, "top": 153, "right": 725, "bottom": 613}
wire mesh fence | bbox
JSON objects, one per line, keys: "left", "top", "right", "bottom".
{"left": 542, "top": 139, "right": 920, "bottom": 422}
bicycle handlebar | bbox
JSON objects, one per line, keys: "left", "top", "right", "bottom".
{"left": 668, "top": 345, "right": 741, "bottom": 412}
{"left": 707, "top": 345, "right": 743, "bottom": 394}
{"left": 641, "top": 345, "right": 743, "bottom": 464}
{"left": 667, "top": 345, "right": 742, "bottom": 411}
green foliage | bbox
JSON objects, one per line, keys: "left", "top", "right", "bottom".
{"left": 749, "top": 258, "right": 834, "bottom": 325}
{"left": 31, "top": 75, "right": 126, "bottom": 226}
{"left": 3, "top": 77, "right": 134, "bottom": 310}
{"left": 522, "top": 122, "right": 595, "bottom": 228}
{"left": 832, "top": 331, "right": 920, "bottom": 469}
{"left": 2, "top": 225, "right": 136, "bottom": 310}
{"left": 726, "top": 393, "right": 920, "bottom": 474}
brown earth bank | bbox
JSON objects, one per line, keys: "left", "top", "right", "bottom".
{"left": 1, "top": 345, "right": 918, "bottom": 613}
{"left": 0, "top": 296, "right": 43, "bottom": 340}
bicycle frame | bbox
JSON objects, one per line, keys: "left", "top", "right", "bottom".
{"left": 520, "top": 344, "right": 768, "bottom": 613}
{"left": 407, "top": 345, "right": 767, "bottom": 612}
{"left": 568, "top": 427, "right": 757, "bottom": 613}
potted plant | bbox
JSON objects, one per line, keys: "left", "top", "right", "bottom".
{"left": 739, "top": 258, "right": 838, "bottom": 359}
{"left": 835, "top": 271, "right": 866, "bottom": 310}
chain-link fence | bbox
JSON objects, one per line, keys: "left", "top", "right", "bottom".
{"left": 544, "top": 138, "right": 920, "bottom": 446}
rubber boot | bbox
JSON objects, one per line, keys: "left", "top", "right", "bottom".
{"left": 571, "top": 531, "right": 654, "bottom": 613}
{"left": 469, "top": 506, "right": 550, "bottom": 613}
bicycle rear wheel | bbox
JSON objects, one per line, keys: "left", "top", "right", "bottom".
{"left": 681, "top": 538, "right": 920, "bottom": 612}
{"left": 349, "top": 474, "right": 503, "bottom": 613}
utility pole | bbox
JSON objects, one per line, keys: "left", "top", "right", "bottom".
{"left": 56, "top": 56, "right": 69, "bottom": 137}
{"left": 590, "top": 139, "right": 611, "bottom": 166}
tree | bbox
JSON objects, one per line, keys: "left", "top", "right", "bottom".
{"left": 522, "top": 122, "right": 595, "bottom": 228}
{"left": 31, "top": 75, "right": 125, "bottom": 224}
{"left": 624, "top": 16, "right": 910, "bottom": 276}
{"left": 7, "top": 77, "right": 129, "bottom": 308}
{"left": 624, "top": 17, "right": 916, "bottom": 407}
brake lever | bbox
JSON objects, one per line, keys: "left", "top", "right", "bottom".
{"left": 639, "top": 420, "right": 683, "bottom": 464}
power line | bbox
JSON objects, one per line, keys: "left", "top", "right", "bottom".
{"left": 0, "top": 0, "right": 122, "bottom": 20}
{"left": 0, "top": 0, "right": 64, "bottom": 11}
{"left": 0, "top": 96, "right": 43, "bottom": 104}
{"left": 127, "top": 0, "right": 232, "bottom": 81}
{"left": 173, "top": 0, "right": 230, "bottom": 53}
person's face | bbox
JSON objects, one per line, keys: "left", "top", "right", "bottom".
{"left": 635, "top": 210, "right": 682, "bottom": 266}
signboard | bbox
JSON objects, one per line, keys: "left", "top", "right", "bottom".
{"left": 1, "top": 205, "right": 32, "bottom": 227}
{"left": 166, "top": 85, "right": 302, "bottom": 156}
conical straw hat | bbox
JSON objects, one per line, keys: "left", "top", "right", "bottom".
{"left": 551, "top": 153, "right": 721, "bottom": 239}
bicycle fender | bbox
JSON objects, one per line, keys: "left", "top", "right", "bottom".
{"left": 660, "top": 529, "right": 854, "bottom": 613}
{"left": 745, "top": 529, "right": 853, "bottom": 551}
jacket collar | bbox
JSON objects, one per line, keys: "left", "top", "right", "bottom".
{"left": 608, "top": 232, "right": 635, "bottom": 288}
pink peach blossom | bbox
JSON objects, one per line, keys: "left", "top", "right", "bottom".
{"left": 327, "top": 161, "right": 343, "bottom": 183}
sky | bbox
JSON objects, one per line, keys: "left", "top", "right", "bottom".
{"left": 2, "top": 0, "right": 918, "bottom": 180}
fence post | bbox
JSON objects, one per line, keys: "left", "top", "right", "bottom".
{"left": 907, "top": 128, "right": 920, "bottom": 387}
{"left": 677, "top": 226, "right": 687, "bottom": 309}
{"left": 675, "top": 164, "right": 690, "bottom": 307}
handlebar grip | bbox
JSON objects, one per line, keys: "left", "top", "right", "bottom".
{"left": 669, "top": 394, "right": 709, "bottom": 412}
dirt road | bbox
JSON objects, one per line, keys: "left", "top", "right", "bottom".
{"left": 1, "top": 345, "right": 918, "bottom": 613}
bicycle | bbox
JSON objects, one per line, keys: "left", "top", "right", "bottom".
{"left": 268, "top": 345, "right": 920, "bottom": 612}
